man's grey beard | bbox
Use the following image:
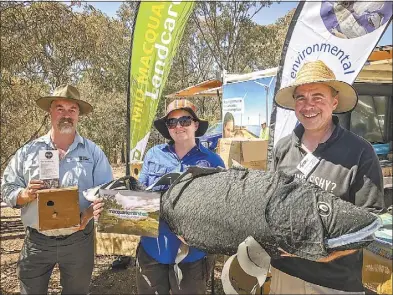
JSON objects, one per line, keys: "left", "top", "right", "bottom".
{"left": 58, "top": 119, "right": 75, "bottom": 134}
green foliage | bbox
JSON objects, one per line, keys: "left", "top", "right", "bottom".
{"left": 1, "top": 1, "right": 293, "bottom": 172}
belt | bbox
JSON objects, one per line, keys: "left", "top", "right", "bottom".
{"left": 27, "top": 227, "right": 73, "bottom": 240}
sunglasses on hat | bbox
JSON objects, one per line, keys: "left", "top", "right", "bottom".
{"left": 165, "top": 116, "right": 196, "bottom": 129}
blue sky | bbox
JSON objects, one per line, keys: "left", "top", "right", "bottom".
{"left": 253, "top": 1, "right": 297, "bottom": 25}
{"left": 75, "top": 1, "right": 392, "bottom": 46}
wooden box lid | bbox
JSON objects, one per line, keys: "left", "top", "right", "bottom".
{"left": 37, "top": 186, "right": 80, "bottom": 231}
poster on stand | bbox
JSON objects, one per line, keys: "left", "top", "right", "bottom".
{"left": 222, "top": 75, "right": 276, "bottom": 140}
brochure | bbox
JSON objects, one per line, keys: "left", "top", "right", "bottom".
{"left": 39, "top": 150, "right": 60, "bottom": 189}
{"left": 97, "top": 189, "right": 161, "bottom": 237}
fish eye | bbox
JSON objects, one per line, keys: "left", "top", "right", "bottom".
{"left": 317, "top": 202, "right": 331, "bottom": 216}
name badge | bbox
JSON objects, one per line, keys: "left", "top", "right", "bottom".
{"left": 297, "top": 153, "right": 320, "bottom": 177}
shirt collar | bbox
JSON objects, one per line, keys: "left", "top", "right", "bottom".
{"left": 196, "top": 139, "right": 210, "bottom": 155}
{"left": 292, "top": 116, "right": 342, "bottom": 147}
{"left": 38, "top": 131, "right": 84, "bottom": 148}
{"left": 163, "top": 138, "right": 209, "bottom": 155}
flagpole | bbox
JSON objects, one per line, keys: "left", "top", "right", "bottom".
{"left": 125, "top": 1, "right": 141, "bottom": 176}
{"left": 267, "top": 1, "right": 305, "bottom": 170}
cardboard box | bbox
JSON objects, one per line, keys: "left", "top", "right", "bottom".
{"left": 95, "top": 231, "right": 140, "bottom": 256}
{"left": 37, "top": 186, "right": 80, "bottom": 231}
{"left": 218, "top": 138, "right": 268, "bottom": 170}
{"left": 242, "top": 160, "right": 267, "bottom": 170}
{"left": 382, "top": 165, "right": 392, "bottom": 177}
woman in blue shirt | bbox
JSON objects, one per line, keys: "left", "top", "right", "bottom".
{"left": 136, "top": 99, "right": 224, "bottom": 294}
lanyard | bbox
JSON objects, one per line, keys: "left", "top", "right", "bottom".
{"left": 296, "top": 144, "right": 320, "bottom": 178}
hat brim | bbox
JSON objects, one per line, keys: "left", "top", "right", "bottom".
{"left": 36, "top": 96, "right": 93, "bottom": 115}
{"left": 221, "top": 254, "right": 260, "bottom": 294}
{"left": 154, "top": 107, "right": 209, "bottom": 140}
{"left": 274, "top": 80, "right": 358, "bottom": 114}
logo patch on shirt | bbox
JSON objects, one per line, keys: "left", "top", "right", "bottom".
{"left": 195, "top": 160, "right": 211, "bottom": 168}
{"left": 79, "top": 156, "right": 90, "bottom": 162}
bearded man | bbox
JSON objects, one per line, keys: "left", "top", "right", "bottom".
{"left": 1, "top": 84, "right": 113, "bottom": 294}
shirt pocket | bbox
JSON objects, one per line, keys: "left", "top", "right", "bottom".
{"left": 24, "top": 154, "right": 40, "bottom": 180}
{"left": 146, "top": 161, "right": 169, "bottom": 188}
{"left": 63, "top": 156, "right": 94, "bottom": 189}
{"left": 147, "top": 162, "right": 168, "bottom": 177}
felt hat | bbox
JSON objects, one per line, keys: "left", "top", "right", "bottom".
{"left": 36, "top": 84, "right": 92, "bottom": 115}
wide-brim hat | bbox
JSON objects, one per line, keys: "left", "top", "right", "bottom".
{"left": 154, "top": 99, "right": 208, "bottom": 140}
{"left": 221, "top": 254, "right": 262, "bottom": 294}
{"left": 36, "top": 84, "right": 93, "bottom": 115}
{"left": 274, "top": 60, "right": 358, "bottom": 114}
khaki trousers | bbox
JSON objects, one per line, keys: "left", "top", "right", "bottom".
{"left": 269, "top": 266, "right": 365, "bottom": 295}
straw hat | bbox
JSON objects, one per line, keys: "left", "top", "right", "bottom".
{"left": 154, "top": 99, "right": 208, "bottom": 140}
{"left": 274, "top": 60, "right": 358, "bottom": 113}
{"left": 36, "top": 84, "right": 93, "bottom": 115}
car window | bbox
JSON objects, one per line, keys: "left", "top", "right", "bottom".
{"left": 351, "top": 95, "right": 390, "bottom": 144}
{"left": 205, "top": 122, "right": 223, "bottom": 136}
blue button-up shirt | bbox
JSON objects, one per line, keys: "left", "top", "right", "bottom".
{"left": 139, "top": 140, "right": 224, "bottom": 264}
{"left": 1, "top": 131, "right": 113, "bottom": 233}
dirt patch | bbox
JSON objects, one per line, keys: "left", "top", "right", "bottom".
{"left": 112, "top": 164, "right": 126, "bottom": 179}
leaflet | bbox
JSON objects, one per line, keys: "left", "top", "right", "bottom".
{"left": 39, "top": 150, "right": 60, "bottom": 189}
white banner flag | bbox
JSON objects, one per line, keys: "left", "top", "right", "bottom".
{"left": 271, "top": 0, "right": 392, "bottom": 146}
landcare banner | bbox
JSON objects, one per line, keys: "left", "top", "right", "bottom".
{"left": 269, "top": 0, "right": 392, "bottom": 154}
{"left": 127, "top": 1, "right": 195, "bottom": 165}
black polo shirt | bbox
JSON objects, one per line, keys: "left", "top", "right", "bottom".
{"left": 270, "top": 116, "right": 385, "bottom": 292}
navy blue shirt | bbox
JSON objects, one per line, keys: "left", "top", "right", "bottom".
{"left": 139, "top": 140, "right": 224, "bottom": 264}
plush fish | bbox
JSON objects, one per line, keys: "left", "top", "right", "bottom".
{"left": 160, "top": 166, "right": 382, "bottom": 261}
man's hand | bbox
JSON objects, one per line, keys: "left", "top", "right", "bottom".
{"left": 177, "top": 235, "right": 188, "bottom": 245}
{"left": 17, "top": 180, "right": 45, "bottom": 206}
{"left": 278, "top": 248, "right": 297, "bottom": 258}
{"left": 92, "top": 198, "right": 104, "bottom": 221}
{"left": 278, "top": 247, "right": 358, "bottom": 262}
{"left": 78, "top": 198, "right": 104, "bottom": 230}
{"left": 79, "top": 205, "right": 93, "bottom": 230}
{"left": 316, "top": 249, "right": 358, "bottom": 263}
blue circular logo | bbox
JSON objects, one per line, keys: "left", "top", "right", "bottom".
{"left": 196, "top": 160, "right": 211, "bottom": 168}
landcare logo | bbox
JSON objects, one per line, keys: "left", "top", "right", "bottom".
{"left": 196, "top": 160, "right": 211, "bottom": 168}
